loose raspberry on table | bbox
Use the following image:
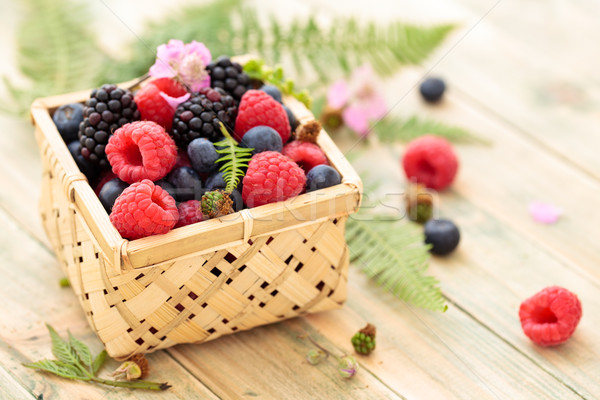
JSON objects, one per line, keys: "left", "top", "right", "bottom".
{"left": 110, "top": 179, "right": 179, "bottom": 240}
{"left": 175, "top": 200, "right": 205, "bottom": 228}
{"left": 234, "top": 90, "right": 291, "bottom": 143}
{"left": 106, "top": 121, "right": 177, "bottom": 184}
{"left": 282, "top": 141, "right": 328, "bottom": 173}
{"left": 135, "top": 78, "right": 188, "bottom": 132}
{"left": 519, "top": 286, "right": 582, "bottom": 347}
{"left": 402, "top": 135, "right": 458, "bottom": 191}
{"left": 242, "top": 151, "right": 306, "bottom": 207}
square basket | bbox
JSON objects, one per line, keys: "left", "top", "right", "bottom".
{"left": 30, "top": 76, "right": 362, "bottom": 360}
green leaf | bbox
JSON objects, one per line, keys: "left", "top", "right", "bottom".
{"left": 92, "top": 350, "right": 107, "bottom": 374}
{"left": 214, "top": 124, "right": 253, "bottom": 193}
{"left": 0, "top": 0, "right": 107, "bottom": 116}
{"left": 346, "top": 214, "right": 447, "bottom": 312}
{"left": 23, "top": 359, "right": 88, "bottom": 380}
{"left": 46, "top": 324, "right": 80, "bottom": 366}
{"left": 68, "top": 331, "right": 93, "bottom": 368}
{"left": 372, "top": 115, "right": 487, "bottom": 144}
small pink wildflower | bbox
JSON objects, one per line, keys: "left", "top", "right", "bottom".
{"left": 150, "top": 40, "right": 212, "bottom": 91}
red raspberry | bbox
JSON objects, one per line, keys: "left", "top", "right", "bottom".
{"left": 135, "top": 78, "right": 188, "bottom": 131}
{"left": 234, "top": 90, "right": 291, "bottom": 142}
{"left": 110, "top": 179, "right": 178, "bottom": 240}
{"left": 519, "top": 286, "right": 582, "bottom": 346}
{"left": 106, "top": 121, "right": 177, "bottom": 184}
{"left": 242, "top": 151, "right": 306, "bottom": 207}
{"left": 175, "top": 200, "right": 205, "bottom": 228}
{"left": 402, "top": 135, "right": 458, "bottom": 191}
{"left": 282, "top": 141, "right": 328, "bottom": 173}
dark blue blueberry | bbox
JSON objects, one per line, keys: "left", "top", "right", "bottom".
{"left": 167, "top": 166, "right": 203, "bottom": 201}
{"left": 155, "top": 180, "right": 177, "bottom": 200}
{"left": 53, "top": 103, "right": 84, "bottom": 142}
{"left": 419, "top": 77, "right": 446, "bottom": 103}
{"left": 260, "top": 85, "right": 282, "bottom": 103}
{"left": 188, "top": 138, "right": 220, "bottom": 174}
{"left": 305, "top": 165, "right": 341, "bottom": 192}
{"left": 424, "top": 219, "right": 460, "bottom": 255}
{"left": 98, "top": 178, "right": 128, "bottom": 213}
{"left": 205, "top": 171, "right": 243, "bottom": 192}
{"left": 282, "top": 105, "right": 299, "bottom": 133}
{"left": 229, "top": 189, "right": 245, "bottom": 212}
{"left": 67, "top": 140, "right": 100, "bottom": 183}
{"left": 240, "top": 126, "right": 283, "bottom": 154}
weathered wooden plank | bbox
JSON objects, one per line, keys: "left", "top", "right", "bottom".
{"left": 305, "top": 270, "right": 584, "bottom": 400}
{"left": 0, "top": 210, "right": 218, "bottom": 400}
{"left": 0, "top": 365, "right": 36, "bottom": 400}
{"left": 169, "top": 318, "right": 402, "bottom": 400}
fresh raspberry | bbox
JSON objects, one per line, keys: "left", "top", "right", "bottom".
{"left": 110, "top": 179, "right": 178, "bottom": 240}
{"left": 134, "top": 78, "right": 188, "bottom": 132}
{"left": 234, "top": 90, "right": 291, "bottom": 143}
{"left": 519, "top": 286, "right": 582, "bottom": 346}
{"left": 106, "top": 121, "right": 177, "bottom": 184}
{"left": 242, "top": 151, "right": 306, "bottom": 207}
{"left": 175, "top": 200, "right": 205, "bottom": 228}
{"left": 282, "top": 141, "right": 328, "bottom": 173}
{"left": 402, "top": 135, "right": 458, "bottom": 191}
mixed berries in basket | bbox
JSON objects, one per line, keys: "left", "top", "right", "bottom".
{"left": 52, "top": 40, "right": 342, "bottom": 240}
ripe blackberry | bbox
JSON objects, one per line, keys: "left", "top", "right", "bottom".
{"left": 207, "top": 56, "right": 250, "bottom": 101}
{"left": 171, "top": 87, "right": 237, "bottom": 145}
{"left": 78, "top": 84, "right": 140, "bottom": 169}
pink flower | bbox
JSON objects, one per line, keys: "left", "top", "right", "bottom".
{"left": 150, "top": 40, "right": 212, "bottom": 91}
{"left": 159, "top": 91, "right": 191, "bottom": 111}
{"left": 529, "top": 201, "right": 562, "bottom": 224}
{"left": 325, "top": 65, "right": 387, "bottom": 136}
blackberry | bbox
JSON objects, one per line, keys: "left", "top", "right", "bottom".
{"left": 78, "top": 84, "right": 140, "bottom": 169}
{"left": 207, "top": 56, "right": 250, "bottom": 101}
{"left": 171, "top": 87, "right": 237, "bottom": 145}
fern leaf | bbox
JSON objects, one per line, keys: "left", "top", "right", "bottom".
{"left": 1, "top": 0, "right": 106, "bottom": 116}
{"left": 346, "top": 215, "right": 447, "bottom": 311}
{"left": 373, "top": 115, "right": 487, "bottom": 144}
{"left": 214, "top": 123, "right": 253, "bottom": 193}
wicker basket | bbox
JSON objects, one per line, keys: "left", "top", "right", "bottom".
{"left": 30, "top": 77, "right": 362, "bottom": 360}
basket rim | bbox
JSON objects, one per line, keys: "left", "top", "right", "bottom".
{"left": 31, "top": 76, "right": 362, "bottom": 272}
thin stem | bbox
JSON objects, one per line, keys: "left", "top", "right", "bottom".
{"left": 91, "top": 377, "right": 171, "bottom": 391}
{"left": 302, "top": 335, "right": 334, "bottom": 361}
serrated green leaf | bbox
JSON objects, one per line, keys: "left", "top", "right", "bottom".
{"left": 24, "top": 359, "right": 88, "bottom": 380}
{"left": 68, "top": 331, "right": 93, "bottom": 368}
{"left": 46, "top": 324, "right": 80, "bottom": 366}
{"left": 92, "top": 350, "right": 107, "bottom": 374}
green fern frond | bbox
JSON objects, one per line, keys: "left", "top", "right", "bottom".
{"left": 373, "top": 115, "right": 487, "bottom": 144}
{"left": 346, "top": 215, "right": 447, "bottom": 312}
{"left": 243, "top": 59, "right": 312, "bottom": 108}
{"left": 0, "top": 0, "right": 106, "bottom": 116}
{"left": 214, "top": 123, "right": 253, "bottom": 193}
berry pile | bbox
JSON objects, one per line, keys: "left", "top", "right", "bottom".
{"left": 52, "top": 42, "right": 343, "bottom": 240}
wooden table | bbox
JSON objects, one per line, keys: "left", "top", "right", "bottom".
{"left": 1, "top": 0, "right": 599, "bottom": 398}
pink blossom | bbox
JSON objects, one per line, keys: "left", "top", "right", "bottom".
{"left": 149, "top": 40, "right": 211, "bottom": 91}
{"left": 159, "top": 91, "right": 191, "bottom": 111}
{"left": 529, "top": 202, "right": 562, "bottom": 224}
{"left": 325, "top": 65, "right": 387, "bottom": 136}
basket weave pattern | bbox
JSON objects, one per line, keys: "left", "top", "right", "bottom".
{"left": 33, "top": 82, "right": 360, "bottom": 360}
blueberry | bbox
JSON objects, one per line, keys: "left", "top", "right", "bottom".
{"left": 53, "top": 103, "right": 84, "bottom": 142}
{"left": 167, "top": 166, "right": 203, "bottom": 201}
{"left": 282, "top": 105, "right": 299, "bottom": 133}
{"left": 155, "top": 180, "right": 177, "bottom": 200}
{"left": 240, "top": 126, "right": 283, "bottom": 154}
{"left": 419, "top": 77, "right": 446, "bottom": 103}
{"left": 424, "top": 219, "right": 460, "bottom": 255}
{"left": 98, "top": 179, "right": 128, "bottom": 213}
{"left": 260, "top": 85, "right": 282, "bottom": 103}
{"left": 67, "top": 141, "right": 99, "bottom": 183}
{"left": 305, "top": 165, "right": 341, "bottom": 192}
{"left": 188, "top": 138, "right": 219, "bottom": 173}
{"left": 205, "top": 171, "right": 243, "bottom": 192}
